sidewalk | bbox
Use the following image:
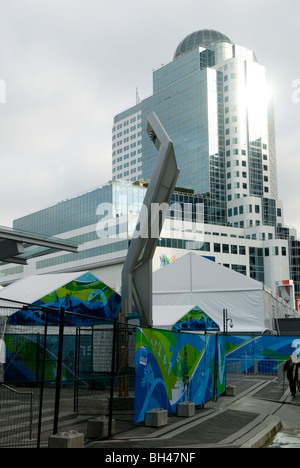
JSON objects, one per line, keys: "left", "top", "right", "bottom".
{"left": 85, "top": 375, "right": 300, "bottom": 449}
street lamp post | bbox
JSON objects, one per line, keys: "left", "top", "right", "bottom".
{"left": 223, "top": 308, "right": 233, "bottom": 334}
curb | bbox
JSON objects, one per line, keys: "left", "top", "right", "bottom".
{"left": 240, "top": 417, "right": 282, "bottom": 448}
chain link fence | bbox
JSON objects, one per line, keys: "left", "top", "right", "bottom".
{"left": 0, "top": 300, "right": 137, "bottom": 448}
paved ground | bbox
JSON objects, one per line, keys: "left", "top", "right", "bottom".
{"left": 83, "top": 374, "right": 300, "bottom": 450}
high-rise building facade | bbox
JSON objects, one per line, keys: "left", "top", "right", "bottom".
{"left": 113, "top": 29, "right": 279, "bottom": 227}
{"left": 112, "top": 29, "right": 300, "bottom": 300}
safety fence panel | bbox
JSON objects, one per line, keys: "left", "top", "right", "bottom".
{"left": 0, "top": 383, "right": 40, "bottom": 448}
{"left": 74, "top": 322, "right": 136, "bottom": 425}
{"left": 0, "top": 303, "right": 137, "bottom": 448}
{"left": 0, "top": 309, "right": 45, "bottom": 448}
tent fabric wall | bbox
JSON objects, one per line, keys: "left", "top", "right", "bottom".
{"left": 152, "top": 253, "right": 268, "bottom": 333}
{"left": 0, "top": 271, "right": 122, "bottom": 326}
{"left": 0, "top": 272, "right": 83, "bottom": 313}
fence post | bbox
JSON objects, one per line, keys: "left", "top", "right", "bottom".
{"left": 108, "top": 319, "right": 117, "bottom": 438}
{"left": 213, "top": 334, "right": 219, "bottom": 402}
{"left": 36, "top": 333, "right": 40, "bottom": 382}
{"left": 53, "top": 307, "right": 65, "bottom": 435}
{"left": 37, "top": 308, "right": 49, "bottom": 449}
{"left": 74, "top": 327, "right": 80, "bottom": 413}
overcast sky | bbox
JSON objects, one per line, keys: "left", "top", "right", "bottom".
{"left": 0, "top": 0, "right": 299, "bottom": 235}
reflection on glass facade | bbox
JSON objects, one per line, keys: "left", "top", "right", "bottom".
{"left": 13, "top": 181, "right": 147, "bottom": 237}
{"left": 113, "top": 29, "right": 277, "bottom": 230}
{"left": 14, "top": 184, "right": 113, "bottom": 237}
{"left": 110, "top": 29, "right": 299, "bottom": 299}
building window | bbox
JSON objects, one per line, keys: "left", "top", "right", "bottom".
{"left": 200, "top": 242, "right": 210, "bottom": 252}
{"left": 222, "top": 244, "right": 229, "bottom": 253}
{"left": 231, "top": 245, "right": 238, "bottom": 254}
{"left": 232, "top": 264, "right": 247, "bottom": 275}
{"left": 239, "top": 245, "right": 246, "bottom": 255}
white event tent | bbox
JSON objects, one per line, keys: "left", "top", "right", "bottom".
{"left": 152, "top": 253, "right": 298, "bottom": 333}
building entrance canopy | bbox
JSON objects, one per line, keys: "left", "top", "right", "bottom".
{"left": 0, "top": 225, "right": 78, "bottom": 266}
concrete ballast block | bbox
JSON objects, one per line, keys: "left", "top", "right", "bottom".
{"left": 177, "top": 401, "right": 195, "bottom": 418}
{"left": 48, "top": 430, "right": 84, "bottom": 448}
{"left": 87, "top": 416, "right": 115, "bottom": 439}
{"left": 145, "top": 408, "right": 168, "bottom": 427}
{"left": 226, "top": 385, "right": 236, "bottom": 396}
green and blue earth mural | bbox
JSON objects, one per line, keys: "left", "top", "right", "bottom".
{"left": 7, "top": 272, "right": 122, "bottom": 326}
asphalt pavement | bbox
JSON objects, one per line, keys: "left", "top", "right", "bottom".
{"left": 85, "top": 374, "right": 300, "bottom": 450}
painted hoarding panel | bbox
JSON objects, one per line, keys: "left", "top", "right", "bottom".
{"left": 225, "top": 335, "right": 300, "bottom": 373}
{"left": 134, "top": 328, "right": 225, "bottom": 423}
{"left": 172, "top": 306, "right": 220, "bottom": 331}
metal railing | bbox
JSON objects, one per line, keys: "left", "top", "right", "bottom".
{"left": 226, "top": 357, "right": 284, "bottom": 376}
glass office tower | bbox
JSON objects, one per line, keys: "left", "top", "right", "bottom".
{"left": 111, "top": 29, "right": 300, "bottom": 299}
{"left": 113, "top": 29, "right": 278, "bottom": 227}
